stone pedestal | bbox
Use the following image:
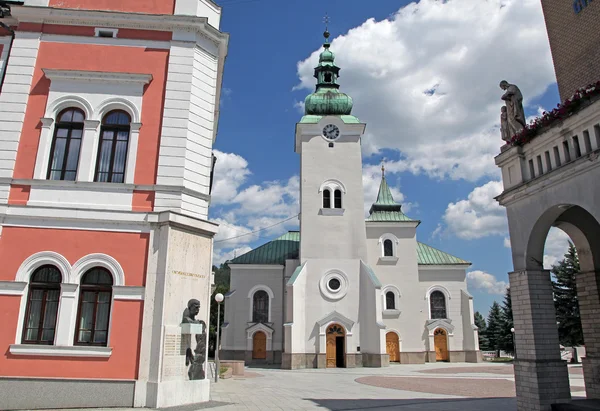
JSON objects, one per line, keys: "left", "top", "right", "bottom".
{"left": 510, "top": 270, "right": 571, "bottom": 411}
{"left": 134, "top": 214, "right": 218, "bottom": 408}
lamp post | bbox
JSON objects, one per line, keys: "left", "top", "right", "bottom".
{"left": 214, "top": 292, "right": 224, "bottom": 383}
{"left": 511, "top": 327, "right": 516, "bottom": 360}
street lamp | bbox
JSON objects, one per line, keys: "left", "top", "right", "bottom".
{"left": 214, "top": 292, "right": 224, "bottom": 383}
{"left": 511, "top": 327, "right": 516, "bottom": 359}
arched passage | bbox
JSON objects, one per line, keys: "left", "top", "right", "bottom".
{"left": 513, "top": 204, "right": 600, "bottom": 404}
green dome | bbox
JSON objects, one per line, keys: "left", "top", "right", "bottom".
{"left": 305, "top": 89, "right": 353, "bottom": 116}
{"left": 304, "top": 32, "right": 353, "bottom": 116}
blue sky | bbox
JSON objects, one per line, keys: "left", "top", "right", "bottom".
{"left": 209, "top": 0, "right": 572, "bottom": 316}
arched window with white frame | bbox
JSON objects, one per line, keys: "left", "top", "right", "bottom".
{"left": 95, "top": 110, "right": 131, "bottom": 183}
{"left": 430, "top": 290, "right": 447, "bottom": 319}
{"left": 75, "top": 267, "right": 113, "bottom": 346}
{"left": 323, "top": 189, "right": 331, "bottom": 208}
{"left": 48, "top": 108, "right": 85, "bottom": 181}
{"left": 379, "top": 234, "right": 398, "bottom": 258}
{"left": 383, "top": 239, "right": 394, "bottom": 257}
{"left": 334, "top": 189, "right": 342, "bottom": 209}
{"left": 382, "top": 285, "right": 401, "bottom": 312}
{"left": 22, "top": 265, "right": 62, "bottom": 345}
{"left": 252, "top": 290, "right": 269, "bottom": 323}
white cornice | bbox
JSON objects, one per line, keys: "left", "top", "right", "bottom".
{"left": 419, "top": 264, "right": 470, "bottom": 270}
{"left": 9, "top": 6, "right": 229, "bottom": 48}
{"left": 9, "top": 344, "right": 112, "bottom": 358}
{"left": 43, "top": 69, "right": 153, "bottom": 85}
{"left": 228, "top": 264, "right": 285, "bottom": 270}
{"left": 365, "top": 221, "right": 420, "bottom": 228}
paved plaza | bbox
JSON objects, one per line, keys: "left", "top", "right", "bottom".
{"left": 33, "top": 362, "right": 585, "bottom": 411}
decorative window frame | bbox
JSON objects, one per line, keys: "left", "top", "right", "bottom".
{"left": 319, "top": 269, "right": 349, "bottom": 301}
{"left": 319, "top": 179, "right": 346, "bottom": 215}
{"left": 378, "top": 233, "right": 399, "bottom": 263}
{"left": 382, "top": 284, "right": 401, "bottom": 316}
{"left": 34, "top": 69, "right": 150, "bottom": 184}
{"left": 5, "top": 251, "right": 141, "bottom": 358}
{"left": 247, "top": 285, "right": 274, "bottom": 323}
{"left": 425, "top": 285, "right": 451, "bottom": 320}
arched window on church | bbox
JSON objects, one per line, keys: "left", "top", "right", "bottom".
{"left": 252, "top": 290, "right": 269, "bottom": 323}
{"left": 430, "top": 291, "right": 447, "bottom": 319}
{"left": 323, "top": 189, "right": 331, "bottom": 208}
{"left": 334, "top": 189, "right": 342, "bottom": 209}
{"left": 383, "top": 239, "right": 394, "bottom": 257}
{"left": 385, "top": 291, "right": 395, "bottom": 310}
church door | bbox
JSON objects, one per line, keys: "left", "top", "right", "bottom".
{"left": 326, "top": 324, "right": 345, "bottom": 368}
{"left": 386, "top": 332, "right": 400, "bottom": 362}
{"left": 252, "top": 331, "right": 266, "bottom": 359}
{"left": 434, "top": 328, "right": 449, "bottom": 361}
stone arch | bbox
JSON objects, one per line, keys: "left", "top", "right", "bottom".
{"left": 15, "top": 251, "right": 72, "bottom": 283}
{"left": 525, "top": 204, "right": 600, "bottom": 273}
{"left": 96, "top": 97, "right": 140, "bottom": 123}
{"left": 71, "top": 253, "right": 125, "bottom": 286}
{"left": 45, "top": 95, "right": 94, "bottom": 120}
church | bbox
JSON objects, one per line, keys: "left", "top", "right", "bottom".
{"left": 220, "top": 31, "right": 481, "bottom": 368}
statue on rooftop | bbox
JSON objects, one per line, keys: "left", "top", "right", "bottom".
{"left": 500, "top": 80, "right": 526, "bottom": 140}
{"left": 500, "top": 106, "right": 511, "bottom": 142}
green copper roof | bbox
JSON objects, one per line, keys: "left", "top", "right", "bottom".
{"left": 228, "top": 231, "right": 469, "bottom": 266}
{"left": 228, "top": 231, "right": 299, "bottom": 265}
{"left": 304, "top": 30, "right": 354, "bottom": 116}
{"left": 367, "top": 170, "right": 419, "bottom": 223}
{"left": 416, "top": 242, "right": 470, "bottom": 265}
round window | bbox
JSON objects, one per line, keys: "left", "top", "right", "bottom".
{"left": 328, "top": 278, "right": 341, "bottom": 291}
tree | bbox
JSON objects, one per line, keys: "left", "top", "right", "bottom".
{"left": 552, "top": 242, "right": 584, "bottom": 362}
{"left": 208, "top": 264, "right": 231, "bottom": 358}
{"left": 499, "top": 287, "right": 514, "bottom": 354}
{"left": 474, "top": 311, "right": 489, "bottom": 351}
{"left": 486, "top": 301, "right": 503, "bottom": 357}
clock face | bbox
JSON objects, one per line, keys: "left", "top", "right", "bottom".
{"left": 323, "top": 124, "right": 340, "bottom": 140}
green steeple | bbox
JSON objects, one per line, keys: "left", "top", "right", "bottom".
{"left": 367, "top": 165, "right": 419, "bottom": 223}
{"left": 304, "top": 30, "right": 354, "bottom": 116}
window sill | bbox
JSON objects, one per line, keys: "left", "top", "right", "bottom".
{"left": 383, "top": 309, "right": 401, "bottom": 317}
{"left": 378, "top": 256, "right": 399, "bottom": 264}
{"left": 320, "top": 208, "right": 344, "bottom": 216}
{"left": 9, "top": 344, "right": 112, "bottom": 358}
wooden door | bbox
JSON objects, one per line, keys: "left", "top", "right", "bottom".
{"left": 252, "top": 331, "right": 266, "bottom": 359}
{"left": 326, "top": 324, "right": 345, "bottom": 368}
{"left": 386, "top": 332, "right": 400, "bottom": 362}
{"left": 434, "top": 328, "right": 448, "bottom": 361}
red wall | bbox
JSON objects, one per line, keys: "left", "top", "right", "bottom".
{"left": 48, "top": 0, "right": 176, "bottom": 15}
{"left": 12, "top": 40, "right": 169, "bottom": 185}
{"left": 0, "top": 227, "right": 149, "bottom": 379}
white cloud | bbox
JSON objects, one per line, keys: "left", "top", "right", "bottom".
{"left": 295, "top": 0, "right": 555, "bottom": 181}
{"left": 212, "top": 150, "right": 251, "bottom": 204}
{"left": 467, "top": 270, "right": 508, "bottom": 295}
{"left": 504, "top": 237, "right": 511, "bottom": 248}
{"left": 442, "top": 180, "right": 507, "bottom": 239}
{"left": 544, "top": 227, "right": 571, "bottom": 269}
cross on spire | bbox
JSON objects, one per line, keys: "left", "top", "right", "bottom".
{"left": 323, "top": 13, "right": 331, "bottom": 43}
{"left": 381, "top": 160, "right": 385, "bottom": 178}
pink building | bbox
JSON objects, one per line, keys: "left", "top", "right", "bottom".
{"left": 0, "top": 1, "right": 228, "bottom": 409}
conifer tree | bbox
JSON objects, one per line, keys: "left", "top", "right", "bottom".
{"left": 500, "top": 287, "right": 514, "bottom": 354}
{"left": 552, "top": 242, "right": 584, "bottom": 361}
{"left": 474, "top": 311, "right": 489, "bottom": 351}
{"left": 486, "top": 301, "right": 503, "bottom": 357}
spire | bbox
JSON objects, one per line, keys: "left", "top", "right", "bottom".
{"left": 304, "top": 18, "right": 354, "bottom": 116}
{"left": 367, "top": 171, "right": 418, "bottom": 223}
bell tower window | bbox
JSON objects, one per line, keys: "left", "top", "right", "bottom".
{"left": 323, "top": 189, "right": 331, "bottom": 208}
{"left": 324, "top": 72, "right": 332, "bottom": 83}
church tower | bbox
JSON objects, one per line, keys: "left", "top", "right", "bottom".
{"left": 283, "top": 30, "right": 387, "bottom": 369}
{"left": 296, "top": 30, "right": 368, "bottom": 261}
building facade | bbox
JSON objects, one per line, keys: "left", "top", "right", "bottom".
{"left": 0, "top": 1, "right": 228, "bottom": 409}
{"left": 541, "top": 0, "right": 600, "bottom": 101}
{"left": 220, "top": 33, "right": 480, "bottom": 369}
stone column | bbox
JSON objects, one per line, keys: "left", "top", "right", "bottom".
{"left": 576, "top": 270, "right": 600, "bottom": 398}
{"left": 509, "top": 270, "right": 570, "bottom": 411}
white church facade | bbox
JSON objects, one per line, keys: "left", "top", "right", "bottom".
{"left": 220, "top": 32, "right": 481, "bottom": 369}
